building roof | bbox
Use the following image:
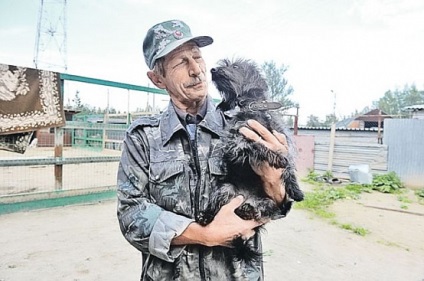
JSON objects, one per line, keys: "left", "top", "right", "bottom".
{"left": 403, "top": 104, "right": 424, "bottom": 111}
{"left": 335, "top": 117, "right": 355, "bottom": 128}
{"left": 354, "top": 109, "right": 391, "bottom": 122}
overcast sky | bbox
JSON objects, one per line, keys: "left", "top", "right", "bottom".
{"left": 1, "top": 0, "right": 424, "bottom": 124}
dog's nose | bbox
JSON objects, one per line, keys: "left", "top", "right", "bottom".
{"left": 211, "top": 68, "right": 217, "bottom": 73}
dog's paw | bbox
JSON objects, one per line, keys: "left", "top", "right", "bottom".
{"left": 234, "top": 203, "right": 257, "bottom": 220}
{"left": 196, "top": 211, "right": 214, "bottom": 226}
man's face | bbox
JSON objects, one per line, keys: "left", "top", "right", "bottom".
{"left": 160, "top": 42, "right": 208, "bottom": 106}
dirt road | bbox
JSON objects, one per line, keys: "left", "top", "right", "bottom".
{"left": 0, "top": 190, "right": 423, "bottom": 281}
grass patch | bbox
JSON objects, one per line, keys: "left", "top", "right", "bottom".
{"left": 415, "top": 189, "right": 424, "bottom": 205}
{"left": 295, "top": 184, "right": 371, "bottom": 235}
{"left": 262, "top": 249, "right": 274, "bottom": 256}
{"left": 377, "top": 240, "right": 410, "bottom": 251}
{"left": 339, "top": 223, "right": 369, "bottom": 236}
{"left": 297, "top": 176, "right": 373, "bottom": 236}
{"left": 296, "top": 183, "right": 371, "bottom": 217}
{"left": 397, "top": 194, "right": 412, "bottom": 204}
{"left": 297, "top": 170, "right": 422, "bottom": 237}
{"left": 397, "top": 194, "right": 412, "bottom": 209}
{"left": 416, "top": 188, "right": 424, "bottom": 198}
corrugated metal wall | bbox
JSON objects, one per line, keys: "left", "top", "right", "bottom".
{"left": 301, "top": 120, "right": 423, "bottom": 188}
{"left": 384, "top": 119, "right": 424, "bottom": 188}
{"left": 314, "top": 141, "right": 388, "bottom": 179}
{"left": 297, "top": 127, "right": 387, "bottom": 179}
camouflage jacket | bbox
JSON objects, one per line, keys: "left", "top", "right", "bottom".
{"left": 117, "top": 97, "right": 265, "bottom": 280}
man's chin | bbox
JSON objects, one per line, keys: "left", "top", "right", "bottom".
{"left": 188, "top": 88, "right": 207, "bottom": 100}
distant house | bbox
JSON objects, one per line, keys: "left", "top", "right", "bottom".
{"left": 354, "top": 109, "right": 391, "bottom": 129}
{"left": 64, "top": 108, "right": 82, "bottom": 121}
{"left": 335, "top": 109, "right": 391, "bottom": 129}
{"left": 35, "top": 108, "right": 81, "bottom": 147}
{"left": 403, "top": 104, "right": 424, "bottom": 119}
{"left": 334, "top": 117, "right": 356, "bottom": 129}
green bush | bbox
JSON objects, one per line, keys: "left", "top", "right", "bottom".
{"left": 322, "top": 170, "right": 333, "bottom": 179}
{"left": 305, "top": 169, "right": 320, "bottom": 182}
{"left": 371, "top": 172, "right": 404, "bottom": 193}
{"left": 416, "top": 189, "right": 424, "bottom": 198}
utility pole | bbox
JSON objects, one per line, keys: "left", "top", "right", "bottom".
{"left": 331, "top": 89, "right": 336, "bottom": 119}
{"left": 33, "top": 0, "right": 68, "bottom": 72}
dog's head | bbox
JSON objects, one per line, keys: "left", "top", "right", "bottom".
{"left": 211, "top": 58, "right": 269, "bottom": 111}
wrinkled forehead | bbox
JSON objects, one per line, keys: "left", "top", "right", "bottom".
{"left": 165, "top": 42, "right": 201, "bottom": 60}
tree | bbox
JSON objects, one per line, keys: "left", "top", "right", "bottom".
{"left": 286, "top": 116, "right": 294, "bottom": 127}
{"left": 306, "top": 115, "right": 321, "bottom": 127}
{"left": 72, "top": 90, "right": 82, "bottom": 109}
{"left": 373, "top": 84, "right": 424, "bottom": 115}
{"left": 403, "top": 85, "right": 424, "bottom": 106}
{"left": 261, "top": 61, "right": 295, "bottom": 109}
{"left": 322, "top": 114, "right": 338, "bottom": 127}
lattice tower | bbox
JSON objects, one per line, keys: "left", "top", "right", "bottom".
{"left": 33, "top": 0, "right": 67, "bottom": 72}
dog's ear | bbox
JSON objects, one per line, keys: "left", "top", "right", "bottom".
{"left": 147, "top": 71, "right": 166, "bottom": 89}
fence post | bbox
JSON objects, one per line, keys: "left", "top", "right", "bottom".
{"left": 327, "top": 124, "right": 336, "bottom": 172}
{"left": 293, "top": 106, "right": 299, "bottom": 135}
{"left": 54, "top": 127, "right": 64, "bottom": 190}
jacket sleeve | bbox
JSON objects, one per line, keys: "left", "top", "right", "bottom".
{"left": 116, "top": 127, "right": 193, "bottom": 262}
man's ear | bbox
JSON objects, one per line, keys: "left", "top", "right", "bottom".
{"left": 147, "top": 71, "right": 166, "bottom": 89}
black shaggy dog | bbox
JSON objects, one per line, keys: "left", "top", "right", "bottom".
{"left": 197, "top": 58, "right": 304, "bottom": 264}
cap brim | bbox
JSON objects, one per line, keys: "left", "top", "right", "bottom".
{"left": 151, "top": 36, "right": 213, "bottom": 68}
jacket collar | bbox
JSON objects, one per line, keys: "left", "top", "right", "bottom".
{"left": 160, "top": 96, "right": 225, "bottom": 144}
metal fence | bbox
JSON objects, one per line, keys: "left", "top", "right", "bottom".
{"left": 384, "top": 119, "right": 424, "bottom": 188}
{"left": 0, "top": 137, "right": 123, "bottom": 204}
{"left": 314, "top": 140, "right": 388, "bottom": 179}
{"left": 310, "top": 119, "right": 424, "bottom": 188}
{"left": 0, "top": 74, "right": 163, "bottom": 213}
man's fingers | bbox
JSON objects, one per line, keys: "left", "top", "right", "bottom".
{"left": 240, "top": 120, "right": 287, "bottom": 154}
{"left": 272, "top": 130, "right": 289, "bottom": 155}
{"left": 272, "top": 130, "right": 288, "bottom": 146}
{"left": 224, "top": 195, "right": 244, "bottom": 211}
{"left": 238, "top": 126, "right": 261, "bottom": 142}
{"left": 246, "top": 120, "right": 273, "bottom": 141}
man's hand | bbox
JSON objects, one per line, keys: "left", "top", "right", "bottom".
{"left": 239, "top": 119, "right": 288, "bottom": 204}
{"left": 172, "top": 196, "right": 266, "bottom": 247}
{"left": 202, "top": 196, "right": 265, "bottom": 247}
{"left": 239, "top": 119, "right": 289, "bottom": 154}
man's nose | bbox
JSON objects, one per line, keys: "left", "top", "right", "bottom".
{"left": 189, "top": 60, "right": 201, "bottom": 76}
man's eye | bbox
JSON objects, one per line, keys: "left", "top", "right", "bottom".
{"left": 173, "top": 61, "right": 185, "bottom": 68}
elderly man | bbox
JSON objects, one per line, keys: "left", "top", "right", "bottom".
{"left": 117, "top": 19, "right": 292, "bottom": 280}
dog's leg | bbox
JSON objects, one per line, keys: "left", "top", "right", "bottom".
{"left": 197, "top": 183, "right": 237, "bottom": 226}
{"left": 282, "top": 164, "right": 304, "bottom": 202}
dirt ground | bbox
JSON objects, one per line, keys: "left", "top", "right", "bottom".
{"left": 0, "top": 183, "right": 423, "bottom": 281}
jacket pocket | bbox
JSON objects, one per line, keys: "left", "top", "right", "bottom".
{"left": 149, "top": 161, "right": 190, "bottom": 215}
{"left": 149, "top": 161, "right": 184, "bottom": 184}
{"left": 208, "top": 157, "right": 227, "bottom": 177}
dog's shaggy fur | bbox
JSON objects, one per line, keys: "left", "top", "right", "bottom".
{"left": 197, "top": 58, "right": 304, "bottom": 264}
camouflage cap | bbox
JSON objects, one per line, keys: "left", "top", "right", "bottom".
{"left": 143, "top": 20, "right": 213, "bottom": 69}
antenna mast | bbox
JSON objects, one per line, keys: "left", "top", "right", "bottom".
{"left": 33, "top": 0, "right": 68, "bottom": 72}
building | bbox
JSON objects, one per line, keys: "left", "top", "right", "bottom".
{"left": 404, "top": 104, "right": 424, "bottom": 119}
